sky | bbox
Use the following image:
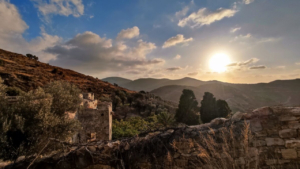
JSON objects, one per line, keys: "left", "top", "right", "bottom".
{"left": 0, "top": 0, "right": 299, "bottom": 83}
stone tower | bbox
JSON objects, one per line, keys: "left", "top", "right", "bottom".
{"left": 74, "top": 93, "right": 112, "bottom": 142}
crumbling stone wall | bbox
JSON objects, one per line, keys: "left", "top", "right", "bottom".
{"left": 6, "top": 106, "right": 300, "bottom": 169}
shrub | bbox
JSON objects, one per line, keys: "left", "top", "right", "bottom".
{"left": 157, "top": 112, "right": 175, "bottom": 127}
{"left": 5, "top": 86, "right": 24, "bottom": 96}
{"left": 0, "top": 59, "right": 4, "bottom": 66}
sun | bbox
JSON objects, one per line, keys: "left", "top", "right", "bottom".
{"left": 209, "top": 53, "right": 231, "bottom": 73}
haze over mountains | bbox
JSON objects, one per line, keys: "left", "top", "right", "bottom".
{"left": 103, "top": 77, "right": 300, "bottom": 112}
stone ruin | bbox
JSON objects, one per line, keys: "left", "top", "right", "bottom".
{"left": 72, "top": 93, "right": 112, "bottom": 143}
{"left": 7, "top": 106, "right": 300, "bottom": 169}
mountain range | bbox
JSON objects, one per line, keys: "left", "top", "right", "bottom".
{"left": 103, "top": 77, "right": 300, "bottom": 112}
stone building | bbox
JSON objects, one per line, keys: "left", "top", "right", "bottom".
{"left": 72, "top": 93, "right": 112, "bottom": 143}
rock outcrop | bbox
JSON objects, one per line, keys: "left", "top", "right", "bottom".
{"left": 5, "top": 106, "right": 300, "bottom": 169}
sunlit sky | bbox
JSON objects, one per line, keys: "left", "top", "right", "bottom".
{"left": 1, "top": 0, "right": 300, "bottom": 83}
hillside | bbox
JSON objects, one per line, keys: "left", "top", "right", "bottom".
{"left": 104, "top": 77, "right": 208, "bottom": 91}
{"left": 151, "top": 80, "right": 300, "bottom": 112}
{"left": 0, "top": 49, "right": 134, "bottom": 100}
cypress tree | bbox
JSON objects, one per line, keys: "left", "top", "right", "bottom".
{"left": 175, "top": 89, "right": 200, "bottom": 125}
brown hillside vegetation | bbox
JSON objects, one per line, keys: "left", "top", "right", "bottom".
{"left": 0, "top": 49, "right": 134, "bottom": 100}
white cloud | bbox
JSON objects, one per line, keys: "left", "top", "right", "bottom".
{"left": 32, "top": 0, "right": 84, "bottom": 21}
{"left": 45, "top": 30, "right": 164, "bottom": 74}
{"left": 230, "top": 27, "right": 241, "bottom": 33}
{"left": 0, "top": 0, "right": 61, "bottom": 61}
{"left": 0, "top": 0, "right": 28, "bottom": 35}
{"left": 178, "top": 7, "right": 237, "bottom": 28}
{"left": 174, "top": 54, "right": 181, "bottom": 60}
{"left": 117, "top": 26, "right": 140, "bottom": 40}
{"left": 89, "top": 15, "right": 94, "bottom": 19}
{"left": 243, "top": 0, "right": 255, "bottom": 5}
{"left": 296, "top": 62, "right": 300, "bottom": 66}
{"left": 162, "top": 34, "right": 193, "bottom": 48}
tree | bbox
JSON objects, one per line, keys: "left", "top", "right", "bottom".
{"left": 127, "top": 94, "right": 133, "bottom": 107}
{"left": 26, "top": 54, "right": 38, "bottom": 61}
{"left": 157, "top": 112, "right": 175, "bottom": 127}
{"left": 175, "top": 89, "right": 200, "bottom": 125}
{"left": 111, "top": 94, "right": 121, "bottom": 111}
{"left": 115, "top": 90, "right": 127, "bottom": 105}
{"left": 200, "top": 92, "right": 231, "bottom": 123}
{"left": 43, "top": 81, "right": 82, "bottom": 116}
{"left": 0, "top": 81, "right": 81, "bottom": 161}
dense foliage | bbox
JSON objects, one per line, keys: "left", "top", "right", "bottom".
{"left": 0, "top": 80, "right": 81, "bottom": 161}
{"left": 175, "top": 89, "right": 201, "bottom": 125}
{"left": 200, "top": 92, "right": 231, "bottom": 123}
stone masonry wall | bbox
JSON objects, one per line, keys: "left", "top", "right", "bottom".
{"left": 6, "top": 106, "right": 300, "bottom": 169}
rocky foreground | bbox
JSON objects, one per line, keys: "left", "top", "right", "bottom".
{"left": 4, "top": 106, "right": 300, "bottom": 169}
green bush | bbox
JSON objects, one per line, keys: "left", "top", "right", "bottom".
{"left": 112, "top": 116, "right": 156, "bottom": 139}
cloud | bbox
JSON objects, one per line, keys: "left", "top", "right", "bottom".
{"left": 178, "top": 7, "right": 237, "bottom": 28}
{"left": 174, "top": 54, "right": 181, "bottom": 60}
{"left": 32, "top": 0, "right": 84, "bottom": 22}
{"left": 187, "top": 72, "right": 198, "bottom": 76}
{"left": 276, "top": 66, "right": 286, "bottom": 69}
{"left": 162, "top": 34, "right": 193, "bottom": 48}
{"left": 296, "top": 62, "right": 300, "bottom": 66}
{"left": 116, "top": 26, "right": 140, "bottom": 40}
{"left": 249, "top": 65, "right": 266, "bottom": 70}
{"left": 230, "top": 27, "right": 241, "bottom": 33}
{"left": 166, "top": 67, "right": 182, "bottom": 71}
{"left": 0, "top": 0, "right": 61, "bottom": 61}
{"left": 243, "top": 0, "right": 255, "bottom": 5}
{"left": 175, "top": 6, "right": 189, "bottom": 18}
{"left": 227, "top": 58, "right": 259, "bottom": 67}
{"left": 89, "top": 15, "right": 94, "bottom": 19}
{"left": 257, "top": 37, "right": 281, "bottom": 44}
{"left": 45, "top": 31, "right": 164, "bottom": 74}
{"left": 239, "top": 58, "right": 259, "bottom": 66}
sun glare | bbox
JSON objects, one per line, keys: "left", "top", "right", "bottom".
{"left": 209, "top": 53, "right": 231, "bottom": 73}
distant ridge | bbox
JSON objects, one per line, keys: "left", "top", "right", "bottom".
{"left": 103, "top": 76, "right": 212, "bottom": 92}
{"left": 102, "top": 77, "right": 132, "bottom": 85}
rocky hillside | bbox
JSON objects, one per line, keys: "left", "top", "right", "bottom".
{"left": 0, "top": 49, "right": 134, "bottom": 100}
